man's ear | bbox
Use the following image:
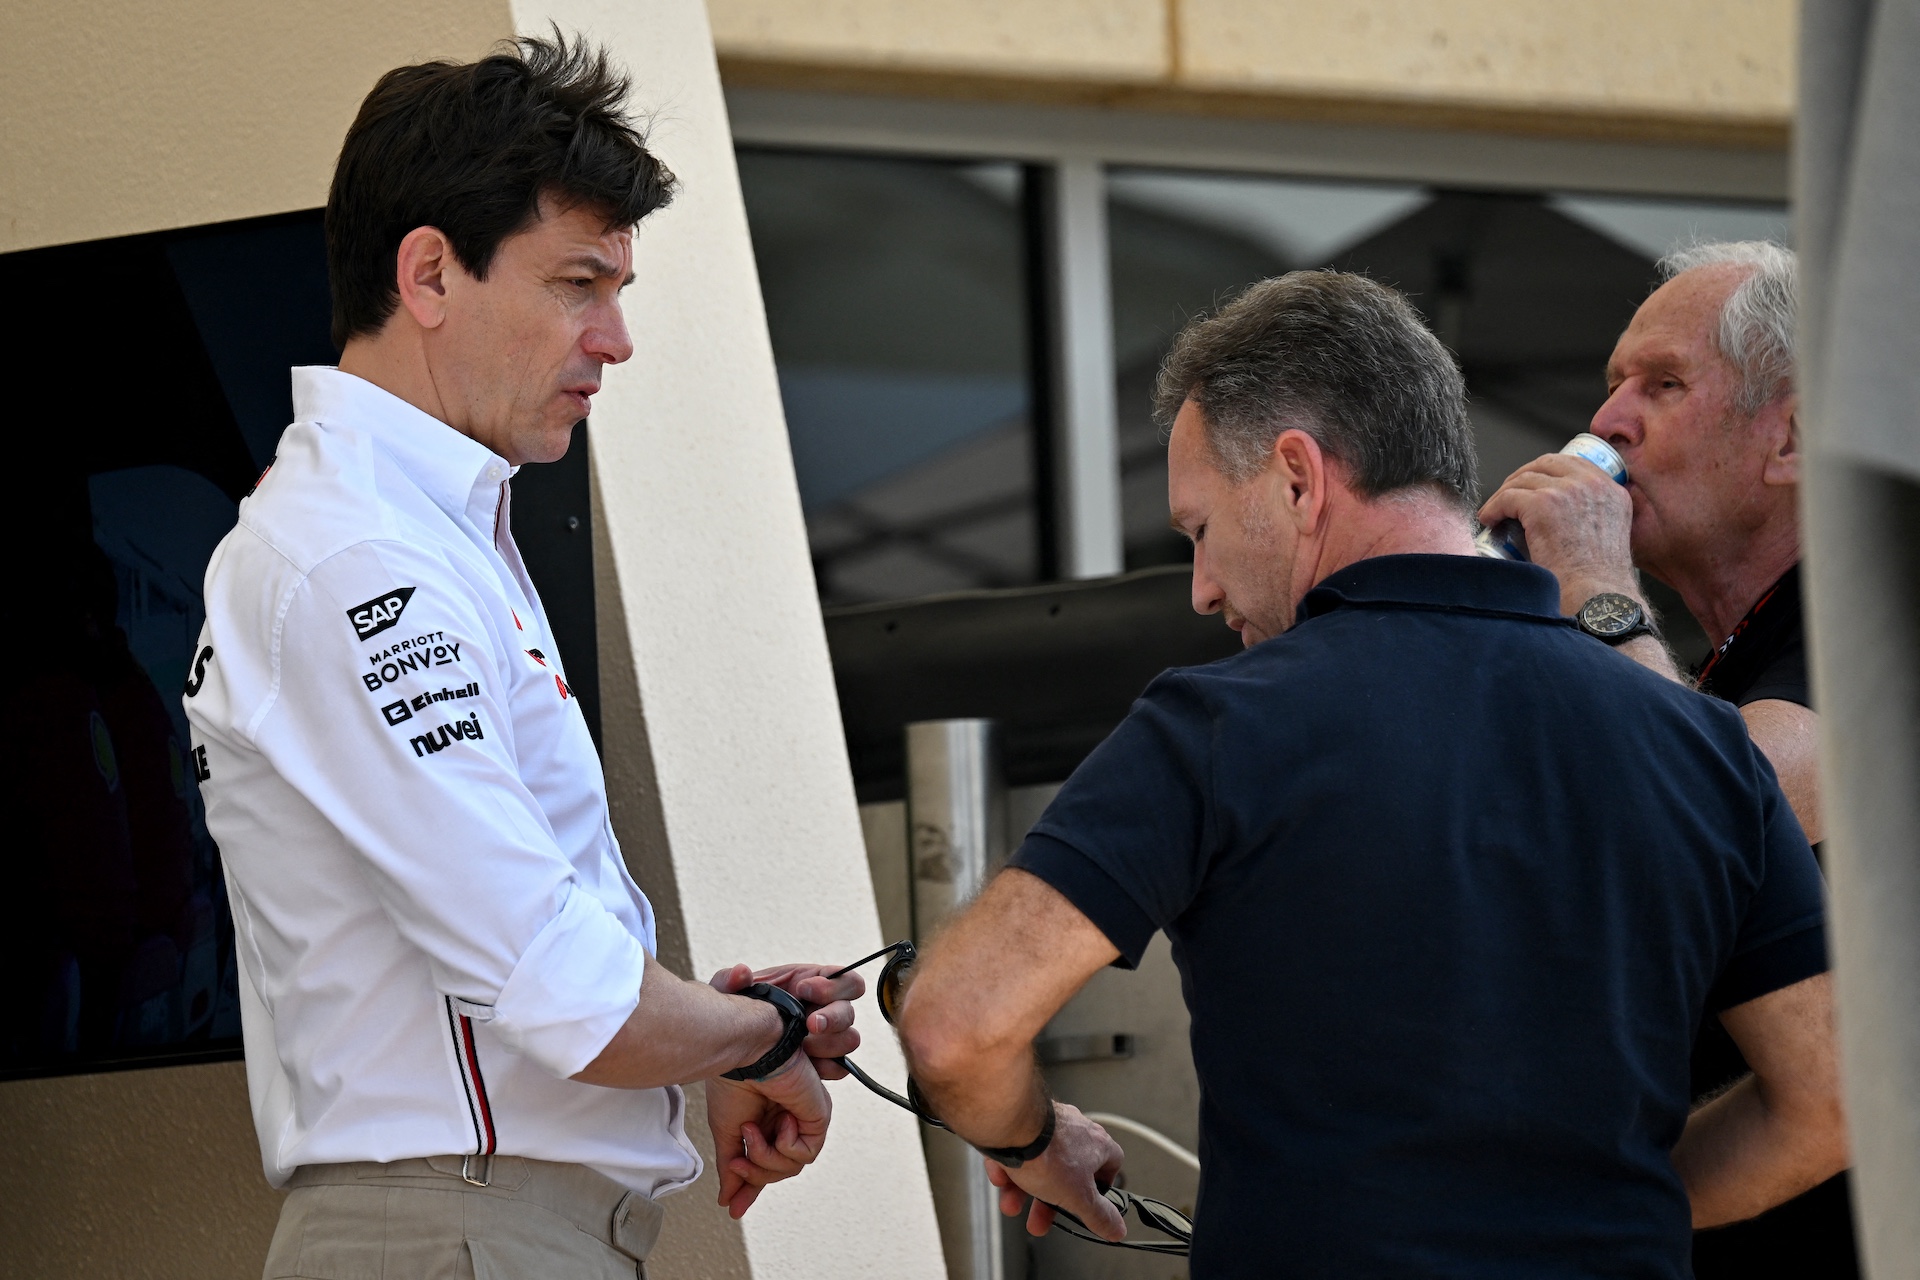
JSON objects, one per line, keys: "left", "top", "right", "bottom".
{"left": 393, "top": 226, "right": 456, "bottom": 331}
{"left": 1762, "top": 392, "right": 1800, "bottom": 487}
{"left": 1270, "top": 429, "right": 1332, "bottom": 535}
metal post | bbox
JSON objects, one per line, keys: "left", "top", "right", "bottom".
{"left": 1039, "top": 157, "right": 1124, "bottom": 580}
{"left": 906, "top": 720, "right": 1009, "bottom": 1280}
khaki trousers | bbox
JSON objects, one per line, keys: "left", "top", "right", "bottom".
{"left": 263, "top": 1156, "right": 663, "bottom": 1280}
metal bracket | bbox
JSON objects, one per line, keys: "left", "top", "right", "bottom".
{"left": 1036, "top": 1033, "right": 1135, "bottom": 1066}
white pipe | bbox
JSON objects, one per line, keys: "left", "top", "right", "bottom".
{"left": 1042, "top": 157, "right": 1123, "bottom": 579}
{"left": 1083, "top": 1112, "right": 1201, "bottom": 1172}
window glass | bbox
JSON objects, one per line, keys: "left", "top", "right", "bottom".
{"left": 1, "top": 213, "right": 598, "bottom": 1077}
{"left": 1108, "top": 169, "right": 1787, "bottom": 661}
{"left": 1, "top": 221, "right": 305, "bottom": 1075}
{"left": 738, "top": 149, "right": 1039, "bottom": 605}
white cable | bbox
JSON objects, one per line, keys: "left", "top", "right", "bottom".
{"left": 1082, "top": 1112, "right": 1201, "bottom": 1172}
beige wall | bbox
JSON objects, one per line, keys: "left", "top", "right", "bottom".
{"left": 540, "top": 0, "right": 949, "bottom": 1273}
{"left": 2, "top": 0, "right": 1793, "bottom": 256}
{"left": 710, "top": 0, "right": 1796, "bottom": 147}
{"left": 0, "top": 1062, "right": 281, "bottom": 1280}
{"left": 0, "top": 0, "right": 509, "bottom": 254}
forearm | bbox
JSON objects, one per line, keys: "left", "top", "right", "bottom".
{"left": 1678, "top": 977, "right": 1849, "bottom": 1227}
{"left": 906, "top": 1026, "right": 1052, "bottom": 1150}
{"left": 895, "top": 869, "right": 1115, "bottom": 1149}
{"left": 573, "top": 952, "right": 782, "bottom": 1089}
{"left": 1673, "top": 1076, "right": 1844, "bottom": 1227}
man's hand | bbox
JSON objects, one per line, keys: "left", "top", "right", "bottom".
{"left": 1478, "top": 453, "right": 1638, "bottom": 614}
{"left": 983, "top": 1103, "right": 1127, "bottom": 1240}
{"left": 705, "top": 1052, "right": 833, "bottom": 1219}
{"left": 710, "top": 963, "right": 864, "bottom": 1080}
{"left": 1479, "top": 453, "right": 1685, "bottom": 680}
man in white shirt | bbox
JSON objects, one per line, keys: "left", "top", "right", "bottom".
{"left": 185, "top": 35, "right": 862, "bottom": 1278}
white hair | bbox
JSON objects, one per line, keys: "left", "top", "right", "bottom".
{"left": 1656, "top": 240, "right": 1797, "bottom": 415}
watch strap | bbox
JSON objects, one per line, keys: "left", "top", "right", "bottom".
{"left": 1599, "top": 617, "right": 1656, "bottom": 646}
{"left": 973, "top": 1100, "right": 1057, "bottom": 1168}
{"left": 720, "top": 983, "right": 809, "bottom": 1082}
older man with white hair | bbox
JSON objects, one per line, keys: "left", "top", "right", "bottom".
{"left": 1480, "top": 241, "right": 1856, "bottom": 1277}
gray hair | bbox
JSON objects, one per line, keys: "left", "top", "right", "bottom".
{"left": 1656, "top": 240, "right": 1797, "bottom": 415}
{"left": 1153, "top": 271, "right": 1478, "bottom": 506}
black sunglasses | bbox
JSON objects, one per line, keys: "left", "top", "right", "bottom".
{"left": 825, "top": 940, "right": 1193, "bottom": 1257}
{"left": 826, "top": 940, "right": 949, "bottom": 1130}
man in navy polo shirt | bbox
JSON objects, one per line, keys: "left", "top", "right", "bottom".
{"left": 892, "top": 272, "right": 1847, "bottom": 1277}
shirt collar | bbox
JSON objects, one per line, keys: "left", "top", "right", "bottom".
{"left": 1296, "top": 553, "right": 1565, "bottom": 625}
{"left": 291, "top": 366, "right": 515, "bottom": 524}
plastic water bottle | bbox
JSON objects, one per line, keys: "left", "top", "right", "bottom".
{"left": 1475, "top": 433, "right": 1628, "bottom": 561}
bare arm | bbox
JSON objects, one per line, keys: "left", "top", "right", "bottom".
{"left": 896, "top": 868, "right": 1132, "bottom": 1239}
{"left": 1671, "top": 973, "right": 1848, "bottom": 1227}
{"left": 572, "top": 950, "right": 785, "bottom": 1089}
{"left": 573, "top": 953, "right": 868, "bottom": 1219}
{"left": 573, "top": 954, "right": 863, "bottom": 1089}
{"left": 1741, "top": 699, "right": 1822, "bottom": 843}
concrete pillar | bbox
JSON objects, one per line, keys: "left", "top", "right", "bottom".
{"left": 1796, "top": 0, "right": 1920, "bottom": 1272}
{"left": 507, "top": 2, "right": 947, "bottom": 1277}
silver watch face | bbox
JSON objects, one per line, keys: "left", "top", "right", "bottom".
{"left": 1579, "top": 593, "right": 1643, "bottom": 637}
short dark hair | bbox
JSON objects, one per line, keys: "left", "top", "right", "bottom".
{"left": 325, "top": 30, "right": 676, "bottom": 349}
{"left": 1154, "top": 271, "right": 1478, "bottom": 507}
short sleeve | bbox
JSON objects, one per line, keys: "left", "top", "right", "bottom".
{"left": 1735, "top": 637, "right": 1812, "bottom": 710}
{"left": 1008, "top": 672, "right": 1215, "bottom": 967}
{"left": 1709, "top": 750, "right": 1828, "bottom": 1012}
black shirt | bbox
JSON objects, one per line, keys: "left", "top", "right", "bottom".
{"left": 1695, "top": 564, "right": 1811, "bottom": 711}
{"left": 1013, "top": 555, "right": 1827, "bottom": 1279}
{"left": 1689, "top": 564, "right": 1859, "bottom": 1280}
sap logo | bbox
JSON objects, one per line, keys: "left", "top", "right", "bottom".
{"left": 183, "top": 645, "right": 214, "bottom": 698}
{"left": 361, "top": 642, "right": 464, "bottom": 692}
{"left": 381, "top": 700, "right": 414, "bottom": 726}
{"left": 346, "top": 587, "right": 416, "bottom": 640}
{"left": 410, "top": 713, "right": 485, "bottom": 758}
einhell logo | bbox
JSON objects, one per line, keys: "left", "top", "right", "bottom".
{"left": 347, "top": 587, "right": 416, "bottom": 640}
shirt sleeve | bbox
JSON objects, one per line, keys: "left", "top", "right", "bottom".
{"left": 1708, "top": 746, "right": 1828, "bottom": 1012}
{"left": 1009, "top": 671, "right": 1215, "bottom": 967}
{"left": 244, "top": 539, "right": 644, "bottom": 1079}
{"left": 1735, "top": 636, "right": 1812, "bottom": 710}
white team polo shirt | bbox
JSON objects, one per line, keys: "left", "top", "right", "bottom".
{"left": 185, "top": 366, "right": 700, "bottom": 1195}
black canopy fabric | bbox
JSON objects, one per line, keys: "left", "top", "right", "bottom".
{"left": 1796, "top": 0, "right": 1920, "bottom": 1269}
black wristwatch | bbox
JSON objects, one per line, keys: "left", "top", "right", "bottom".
{"left": 973, "top": 1100, "right": 1057, "bottom": 1168}
{"left": 721, "top": 983, "right": 809, "bottom": 1081}
{"left": 1575, "top": 592, "right": 1657, "bottom": 646}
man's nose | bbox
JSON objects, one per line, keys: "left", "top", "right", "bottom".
{"left": 588, "top": 301, "right": 635, "bottom": 366}
{"left": 1190, "top": 549, "right": 1224, "bottom": 616}
{"left": 1590, "top": 383, "right": 1641, "bottom": 449}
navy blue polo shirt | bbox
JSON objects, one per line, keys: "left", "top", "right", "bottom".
{"left": 1012, "top": 554, "right": 1826, "bottom": 1279}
